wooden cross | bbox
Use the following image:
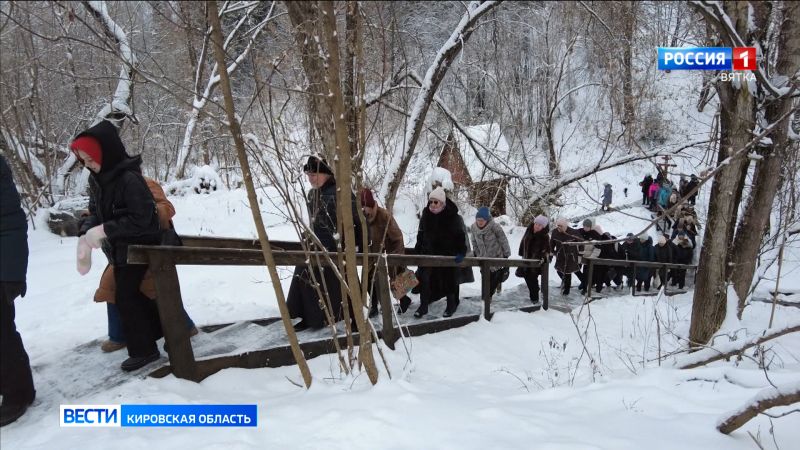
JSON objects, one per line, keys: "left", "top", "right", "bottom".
{"left": 657, "top": 155, "right": 677, "bottom": 178}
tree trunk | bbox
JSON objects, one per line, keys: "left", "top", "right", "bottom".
{"left": 730, "top": 1, "right": 800, "bottom": 316}
{"left": 285, "top": 1, "right": 338, "bottom": 161}
{"left": 622, "top": 1, "right": 635, "bottom": 131}
{"left": 689, "top": 1, "right": 758, "bottom": 347}
{"left": 206, "top": 0, "right": 312, "bottom": 388}
{"left": 319, "top": 1, "right": 380, "bottom": 385}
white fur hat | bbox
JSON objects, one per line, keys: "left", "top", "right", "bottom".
{"left": 429, "top": 186, "right": 446, "bottom": 204}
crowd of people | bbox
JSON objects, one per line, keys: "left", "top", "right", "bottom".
{"left": 0, "top": 120, "right": 704, "bottom": 426}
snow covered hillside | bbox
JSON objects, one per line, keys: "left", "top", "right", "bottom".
{"left": 2, "top": 177, "right": 799, "bottom": 449}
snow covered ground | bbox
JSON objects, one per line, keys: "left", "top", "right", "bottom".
{"left": 2, "top": 182, "right": 800, "bottom": 450}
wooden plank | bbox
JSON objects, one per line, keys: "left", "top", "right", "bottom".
{"left": 148, "top": 252, "right": 199, "bottom": 381}
{"left": 129, "top": 246, "right": 544, "bottom": 269}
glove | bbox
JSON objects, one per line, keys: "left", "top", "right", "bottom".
{"left": 2, "top": 281, "right": 27, "bottom": 305}
{"left": 454, "top": 253, "right": 465, "bottom": 264}
{"left": 85, "top": 224, "right": 107, "bottom": 249}
{"left": 77, "top": 235, "right": 93, "bottom": 275}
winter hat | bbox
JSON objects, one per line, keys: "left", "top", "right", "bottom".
{"left": 429, "top": 186, "right": 446, "bottom": 204}
{"left": 626, "top": 232, "right": 635, "bottom": 241}
{"left": 476, "top": 207, "right": 491, "bottom": 221}
{"left": 593, "top": 224, "right": 604, "bottom": 234}
{"left": 555, "top": 217, "right": 569, "bottom": 228}
{"left": 658, "top": 235, "right": 667, "bottom": 245}
{"left": 639, "top": 234, "right": 649, "bottom": 243}
{"left": 533, "top": 215, "right": 549, "bottom": 227}
{"left": 302, "top": 155, "right": 333, "bottom": 175}
{"left": 70, "top": 135, "right": 103, "bottom": 166}
{"left": 359, "top": 188, "right": 376, "bottom": 208}
{"left": 582, "top": 218, "right": 593, "bottom": 228}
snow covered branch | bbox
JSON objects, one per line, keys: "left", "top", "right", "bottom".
{"left": 689, "top": 1, "right": 786, "bottom": 98}
{"left": 175, "top": 1, "right": 277, "bottom": 179}
{"left": 673, "top": 323, "right": 800, "bottom": 370}
{"left": 82, "top": 1, "right": 137, "bottom": 125}
{"left": 379, "top": 1, "right": 502, "bottom": 210}
{"left": 717, "top": 380, "right": 800, "bottom": 434}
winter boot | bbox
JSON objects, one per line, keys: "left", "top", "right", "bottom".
{"left": 120, "top": 351, "right": 160, "bottom": 372}
{"left": 397, "top": 296, "right": 411, "bottom": 314}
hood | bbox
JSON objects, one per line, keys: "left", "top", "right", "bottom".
{"left": 74, "top": 120, "right": 130, "bottom": 173}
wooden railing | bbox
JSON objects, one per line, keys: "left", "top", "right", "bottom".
{"left": 580, "top": 256, "right": 697, "bottom": 297}
{"left": 127, "top": 236, "right": 544, "bottom": 382}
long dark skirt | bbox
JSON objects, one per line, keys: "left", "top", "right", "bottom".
{"left": 287, "top": 265, "right": 346, "bottom": 328}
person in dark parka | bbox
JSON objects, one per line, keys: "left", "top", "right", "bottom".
{"left": 413, "top": 187, "right": 467, "bottom": 318}
{"left": 518, "top": 215, "right": 549, "bottom": 305}
{"left": 653, "top": 234, "right": 673, "bottom": 289}
{"left": 671, "top": 232, "right": 694, "bottom": 289}
{"left": 620, "top": 233, "right": 641, "bottom": 288}
{"left": 550, "top": 217, "right": 581, "bottom": 295}
{"left": 635, "top": 235, "right": 655, "bottom": 292}
{"left": 287, "top": 156, "right": 364, "bottom": 331}
{"left": 640, "top": 175, "right": 653, "bottom": 206}
{"left": 72, "top": 120, "right": 164, "bottom": 372}
{"left": 0, "top": 156, "right": 35, "bottom": 427}
{"left": 576, "top": 219, "right": 602, "bottom": 293}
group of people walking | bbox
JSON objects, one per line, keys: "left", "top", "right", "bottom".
{"left": 0, "top": 120, "right": 705, "bottom": 427}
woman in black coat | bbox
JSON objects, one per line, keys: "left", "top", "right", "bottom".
{"left": 519, "top": 216, "right": 550, "bottom": 305}
{"left": 287, "top": 156, "right": 364, "bottom": 331}
{"left": 0, "top": 156, "right": 35, "bottom": 426}
{"left": 413, "top": 187, "right": 467, "bottom": 318}
{"left": 72, "top": 120, "right": 163, "bottom": 372}
{"left": 549, "top": 218, "right": 581, "bottom": 295}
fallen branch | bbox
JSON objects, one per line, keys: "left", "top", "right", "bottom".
{"left": 674, "top": 323, "right": 800, "bottom": 369}
{"left": 717, "top": 381, "right": 800, "bottom": 434}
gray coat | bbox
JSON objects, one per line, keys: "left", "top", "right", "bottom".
{"left": 470, "top": 219, "right": 510, "bottom": 272}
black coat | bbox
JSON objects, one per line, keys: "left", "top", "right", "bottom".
{"left": 0, "top": 156, "right": 28, "bottom": 282}
{"left": 519, "top": 224, "right": 550, "bottom": 276}
{"left": 306, "top": 177, "right": 363, "bottom": 252}
{"left": 415, "top": 198, "right": 467, "bottom": 300}
{"left": 550, "top": 227, "right": 581, "bottom": 274}
{"left": 636, "top": 238, "right": 655, "bottom": 280}
{"left": 673, "top": 241, "right": 693, "bottom": 265}
{"left": 287, "top": 176, "right": 364, "bottom": 327}
{"left": 76, "top": 121, "right": 161, "bottom": 267}
{"left": 653, "top": 241, "right": 673, "bottom": 264}
{"left": 640, "top": 175, "right": 653, "bottom": 194}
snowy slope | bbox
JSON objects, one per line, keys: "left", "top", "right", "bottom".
{"left": 3, "top": 183, "right": 800, "bottom": 449}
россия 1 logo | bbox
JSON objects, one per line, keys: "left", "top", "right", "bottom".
{"left": 658, "top": 47, "right": 756, "bottom": 71}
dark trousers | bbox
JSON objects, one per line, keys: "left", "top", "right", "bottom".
{"left": 642, "top": 192, "right": 648, "bottom": 205}
{"left": 0, "top": 288, "right": 35, "bottom": 405}
{"left": 418, "top": 267, "right": 459, "bottom": 314}
{"left": 107, "top": 303, "right": 194, "bottom": 344}
{"left": 671, "top": 269, "right": 687, "bottom": 288}
{"left": 114, "top": 265, "right": 162, "bottom": 357}
{"left": 557, "top": 271, "right": 572, "bottom": 294}
{"left": 522, "top": 270, "right": 541, "bottom": 302}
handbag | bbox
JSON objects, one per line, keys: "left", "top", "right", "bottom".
{"left": 161, "top": 221, "right": 183, "bottom": 246}
{"left": 391, "top": 269, "right": 419, "bottom": 300}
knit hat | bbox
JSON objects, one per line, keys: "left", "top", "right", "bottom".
{"left": 359, "top": 188, "right": 376, "bottom": 208}
{"left": 476, "top": 207, "right": 491, "bottom": 221}
{"left": 533, "top": 215, "right": 549, "bottom": 227}
{"left": 658, "top": 235, "right": 667, "bottom": 245}
{"left": 626, "top": 232, "right": 635, "bottom": 241}
{"left": 593, "top": 224, "right": 604, "bottom": 234}
{"left": 429, "top": 186, "right": 446, "bottom": 204}
{"left": 639, "top": 234, "right": 648, "bottom": 243}
{"left": 583, "top": 218, "right": 593, "bottom": 228}
{"left": 70, "top": 135, "right": 103, "bottom": 166}
{"left": 302, "top": 155, "right": 333, "bottom": 175}
{"left": 555, "top": 217, "right": 569, "bottom": 227}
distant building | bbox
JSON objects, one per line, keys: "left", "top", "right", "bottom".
{"left": 436, "top": 123, "right": 510, "bottom": 216}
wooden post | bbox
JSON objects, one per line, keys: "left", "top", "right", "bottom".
{"left": 481, "top": 261, "right": 493, "bottom": 320}
{"left": 585, "top": 259, "right": 595, "bottom": 300}
{"left": 631, "top": 263, "right": 637, "bottom": 296}
{"left": 541, "top": 256, "right": 549, "bottom": 310}
{"left": 376, "top": 258, "right": 397, "bottom": 350}
{"left": 148, "top": 251, "right": 198, "bottom": 381}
